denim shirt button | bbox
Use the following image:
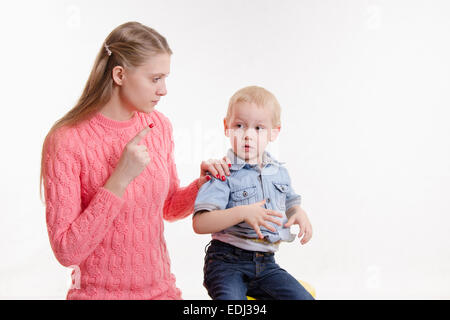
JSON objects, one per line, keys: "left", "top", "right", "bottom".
{"left": 266, "top": 198, "right": 271, "bottom": 203}
{"left": 243, "top": 191, "right": 248, "bottom": 197}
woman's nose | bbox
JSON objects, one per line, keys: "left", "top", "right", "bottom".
{"left": 156, "top": 81, "right": 167, "bottom": 96}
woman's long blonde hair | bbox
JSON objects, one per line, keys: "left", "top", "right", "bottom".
{"left": 40, "top": 21, "right": 172, "bottom": 199}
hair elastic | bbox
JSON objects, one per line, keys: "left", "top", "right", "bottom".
{"left": 104, "top": 43, "right": 112, "bottom": 56}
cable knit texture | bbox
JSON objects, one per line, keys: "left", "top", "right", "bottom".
{"left": 43, "top": 110, "right": 199, "bottom": 300}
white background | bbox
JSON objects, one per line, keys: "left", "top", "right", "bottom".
{"left": 1, "top": 0, "right": 449, "bottom": 299}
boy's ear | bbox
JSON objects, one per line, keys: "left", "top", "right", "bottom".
{"left": 270, "top": 125, "right": 281, "bottom": 142}
{"left": 224, "top": 118, "right": 230, "bottom": 137}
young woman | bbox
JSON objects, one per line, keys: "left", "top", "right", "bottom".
{"left": 40, "top": 21, "right": 231, "bottom": 300}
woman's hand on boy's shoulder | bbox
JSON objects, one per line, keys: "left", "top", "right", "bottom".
{"left": 197, "top": 156, "right": 232, "bottom": 188}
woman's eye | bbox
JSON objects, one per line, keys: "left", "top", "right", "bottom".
{"left": 256, "top": 126, "right": 264, "bottom": 131}
{"left": 236, "top": 124, "right": 242, "bottom": 128}
{"left": 153, "top": 77, "right": 161, "bottom": 83}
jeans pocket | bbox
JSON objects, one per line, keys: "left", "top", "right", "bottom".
{"left": 203, "top": 252, "right": 235, "bottom": 286}
{"left": 206, "top": 251, "right": 236, "bottom": 263}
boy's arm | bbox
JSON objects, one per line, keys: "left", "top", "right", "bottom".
{"left": 193, "top": 207, "right": 244, "bottom": 234}
{"left": 283, "top": 167, "right": 302, "bottom": 212}
{"left": 286, "top": 205, "right": 303, "bottom": 219}
{"left": 193, "top": 200, "right": 283, "bottom": 238}
{"left": 285, "top": 205, "right": 313, "bottom": 245}
{"left": 193, "top": 178, "right": 234, "bottom": 234}
{"left": 193, "top": 178, "right": 283, "bottom": 237}
{"left": 282, "top": 168, "right": 312, "bottom": 244}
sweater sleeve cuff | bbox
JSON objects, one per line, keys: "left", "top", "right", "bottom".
{"left": 188, "top": 178, "right": 201, "bottom": 200}
{"left": 193, "top": 178, "right": 201, "bottom": 191}
{"left": 94, "top": 187, "right": 126, "bottom": 214}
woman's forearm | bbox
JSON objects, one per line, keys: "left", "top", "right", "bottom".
{"left": 193, "top": 207, "right": 244, "bottom": 234}
{"left": 163, "top": 179, "right": 200, "bottom": 222}
{"left": 104, "top": 170, "right": 130, "bottom": 198}
{"left": 47, "top": 187, "right": 125, "bottom": 267}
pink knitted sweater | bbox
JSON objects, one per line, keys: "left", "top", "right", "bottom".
{"left": 43, "top": 110, "right": 199, "bottom": 300}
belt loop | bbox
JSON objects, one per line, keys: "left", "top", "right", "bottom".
{"left": 204, "top": 240, "right": 213, "bottom": 254}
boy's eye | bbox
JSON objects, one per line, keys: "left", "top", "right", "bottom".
{"left": 236, "top": 124, "right": 243, "bottom": 128}
{"left": 153, "top": 77, "right": 161, "bottom": 82}
{"left": 256, "top": 126, "right": 265, "bottom": 131}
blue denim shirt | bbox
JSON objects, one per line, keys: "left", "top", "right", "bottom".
{"left": 194, "top": 149, "right": 301, "bottom": 251}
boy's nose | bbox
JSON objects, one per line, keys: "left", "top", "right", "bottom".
{"left": 244, "top": 128, "right": 257, "bottom": 139}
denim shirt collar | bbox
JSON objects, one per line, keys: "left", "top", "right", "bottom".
{"left": 226, "top": 148, "right": 284, "bottom": 172}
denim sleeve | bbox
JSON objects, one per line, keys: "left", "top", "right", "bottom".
{"left": 194, "top": 179, "right": 230, "bottom": 214}
{"left": 285, "top": 169, "right": 302, "bottom": 211}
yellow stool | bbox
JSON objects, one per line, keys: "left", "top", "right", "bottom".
{"left": 247, "top": 280, "right": 316, "bottom": 300}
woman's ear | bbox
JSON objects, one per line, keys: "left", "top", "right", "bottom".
{"left": 112, "top": 66, "right": 125, "bottom": 86}
{"left": 270, "top": 125, "right": 281, "bottom": 142}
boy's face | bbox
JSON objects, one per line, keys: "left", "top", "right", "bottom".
{"left": 224, "top": 101, "right": 280, "bottom": 164}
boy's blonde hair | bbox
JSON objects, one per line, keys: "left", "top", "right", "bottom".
{"left": 226, "top": 86, "right": 281, "bottom": 127}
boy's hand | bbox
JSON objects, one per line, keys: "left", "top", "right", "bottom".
{"left": 238, "top": 199, "right": 283, "bottom": 239}
{"left": 284, "top": 207, "right": 313, "bottom": 245}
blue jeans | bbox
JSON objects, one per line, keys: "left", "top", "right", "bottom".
{"left": 203, "top": 240, "right": 315, "bottom": 300}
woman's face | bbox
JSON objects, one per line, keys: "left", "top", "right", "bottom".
{"left": 119, "top": 53, "right": 171, "bottom": 113}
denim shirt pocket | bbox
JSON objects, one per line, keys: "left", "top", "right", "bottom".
{"left": 272, "top": 182, "right": 289, "bottom": 210}
{"left": 230, "top": 185, "right": 257, "bottom": 206}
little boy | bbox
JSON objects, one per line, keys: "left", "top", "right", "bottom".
{"left": 193, "top": 86, "right": 313, "bottom": 300}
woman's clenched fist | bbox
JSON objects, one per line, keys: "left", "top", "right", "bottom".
{"left": 104, "top": 124, "right": 153, "bottom": 197}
